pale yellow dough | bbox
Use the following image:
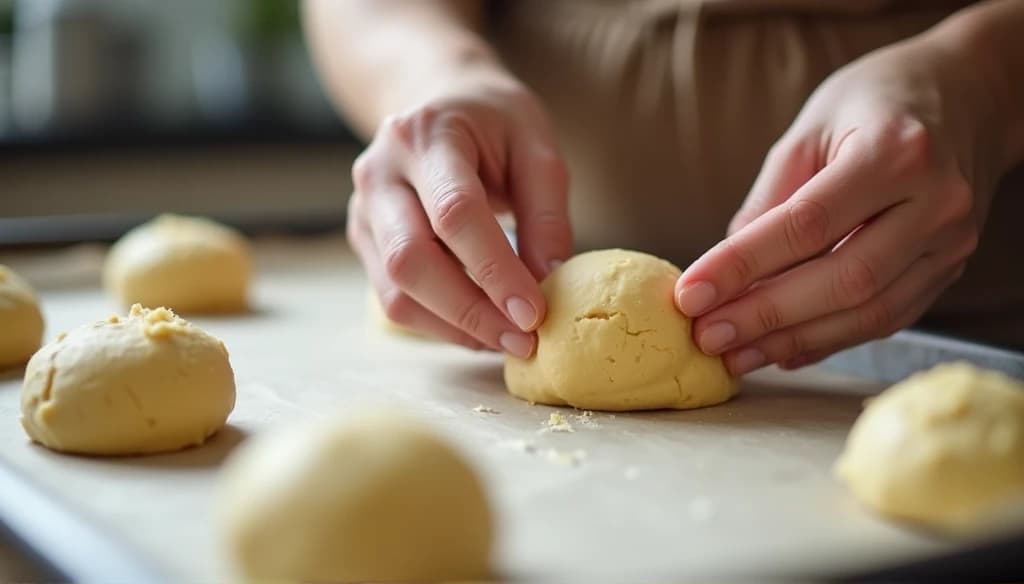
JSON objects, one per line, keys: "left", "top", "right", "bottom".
{"left": 21, "top": 304, "right": 236, "bottom": 455}
{"left": 220, "top": 413, "right": 493, "bottom": 582}
{"left": 505, "top": 249, "right": 737, "bottom": 411}
{"left": 0, "top": 265, "right": 44, "bottom": 369}
{"left": 835, "top": 362, "right": 1024, "bottom": 529}
{"left": 104, "top": 214, "right": 251, "bottom": 313}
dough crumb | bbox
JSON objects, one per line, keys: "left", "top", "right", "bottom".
{"left": 55, "top": 332, "right": 67, "bottom": 342}
{"left": 128, "top": 304, "right": 192, "bottom": 340}
{"left": 573, "top": 410, "right": 602, "bottom": 428}
{"left": 472, "top": 405, "right": 500, "bottom": 415}
{"left": 107, "top": 315, "right": 120, "bottom": 324}
{"left": 539, "top": 411, "right": 574, "bottom": 433}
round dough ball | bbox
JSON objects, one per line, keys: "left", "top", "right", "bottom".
{"left": 835, "top": 362, "right": 1024, "bottom": 529}
{"left": 21, "top": 304, "right": 236, "bottom": 455}
{"left": 505, "top": 249, "right": 737, "bottom": 411}
{"left": 0, "top": 265, "right": 44, "bottom": 369}
{"left": 220, "top": 413, "right": 493, "bottom": 582}
{"left": 104, "top": 214, "right": 251, "bottom": 313}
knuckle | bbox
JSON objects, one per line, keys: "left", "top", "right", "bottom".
{"left": 722, "top": 238, "right": 759, "bottom": 288}
{"left": 941, "top": 174, "right": 975, "bottom": 223}
{"left": 833, "top": 255, "right": 879, "bottom": 307}
{"left": 857, "top": 300, "right": 894, "bottom": 337}
{"left": 432, "top": 184, "right": 478, "bottom": 240}
{"left": 535, "top": 150, "right": 570, "bottom": 193}
{"left": 380, "top": 290, "right": 416, "bottom": 325}
{"left": 958, "top": 228, "right": 980, "bottom": 261}
{"left": 381, "top": 234, "right": 424, "bottom": 286}
{"left": 351, "top": 153, "right": 375, "bottom": 190}
{"left": 531, "top": 207, "right": 569, "bottom": 234}
{"left": 754, "top": 296, "right": 786, "bottom": 333}
{"left": 455, "top": 297, "right": 489, "bottom": 335}
{"left": 882, "top": 118, "right": 933, "bottom": 174}
{"left": 471, "top": 258, "right": 502, "bottom": 288}
{"left": 778, "top": 331, "right": 806, "bottom": 362}
{"left": 784, "top": 199, "right": 831, "bottom": 255}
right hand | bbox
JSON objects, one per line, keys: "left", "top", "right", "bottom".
{"left": 348, "top": 68, "right": 571, "bottom": 357}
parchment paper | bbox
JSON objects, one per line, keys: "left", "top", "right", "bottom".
{"left": 0, "top": 237, "right": 992, "bottom": 581}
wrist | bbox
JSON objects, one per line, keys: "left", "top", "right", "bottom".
{"left": 375, "top": 40, "right": 515, "bottom": 122}
{"left": 924, "top": 5, "right": 1024, "bottom": 172}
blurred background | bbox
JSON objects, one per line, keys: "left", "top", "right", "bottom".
{"left": 0, "top": 0, "right": 358, "bottom": 246}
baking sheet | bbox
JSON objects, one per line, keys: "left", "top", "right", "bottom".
{"left": 0, "top": 237, "right": 1019, "bottom": 581}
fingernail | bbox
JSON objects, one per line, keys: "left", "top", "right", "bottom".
{"left": 506, "top": 296, "right": 539, "bottom": 331}
{"left": 548, "top": 259, "right": 564, "bottom": 274}
{"left": 730, "top": 348, "right": 765, "bottom": 376}
{"left": 699, "top": 321, "right": 736, "bottom": 354}
{"left": 499, "top": 331, "right": 534, "bottom": 359}
{"left": 678, "top": 281, "right": 717, "bottom": 316}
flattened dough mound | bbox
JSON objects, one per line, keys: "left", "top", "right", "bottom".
{"left": 21, "top": 304, "right": 236, "bottom": 455}
{"left": 104, "top": 214, "right": 251, "bottom": 313}
{"left": 835, "top": 362, "right": 1024, "bottom": 529}
{"left": 505, "top": 249, "right": 737, "bottom": 411}
{"left": 0, "top": 265, "right": 44, "bottom": 369}
{"left": 220, "top": 413, "right": 493, "bottom": 582}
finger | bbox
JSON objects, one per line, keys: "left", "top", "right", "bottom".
{"left": 692, "top": 200, "right": 927, "bottom": 355}
{"left": 677, "top": 132, "right": 907, "bottom": 318}
{"left": 410, "top": 139, "right": 547, "bottom": 332}
{"left": 508, "top": 139, "right": 572, "bottom": 280}
{"left": 728, "top": 139, "right": 818, "bottom": 236}
{"left": 347, "top": 191, "right": 484, "bottom": 349}
{"left": 723, "top": 256, "right": 958, "bottom": 376}
{"left": 366, "top": 180, "right": 536, "bottom": 357}
{"left": 362, "top": 243, "right": 486, "bottom": 350}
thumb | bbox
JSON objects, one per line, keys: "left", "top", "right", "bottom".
{"left": 509, "top": 139, "right": 572, "bottom": 280}
{"left": 729, "top": 139, "right": 819, "bottom": 236}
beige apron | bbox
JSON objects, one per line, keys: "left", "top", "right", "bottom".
{"left": 490, "top": 0, "right": 1024, "bottom": 349}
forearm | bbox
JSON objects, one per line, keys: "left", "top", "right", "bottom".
{"left": 302, "top": 0, "right": 500, "bottom": 138}
{"left": 927, "top": 0, "right": 1024, "bottom": 172}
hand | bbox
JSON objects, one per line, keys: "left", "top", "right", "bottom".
{"left": 348, "top": 68, "right": 571, "bottom": 357}
{"left": 675, "top": 34, "right": 1003, "bottom": 375}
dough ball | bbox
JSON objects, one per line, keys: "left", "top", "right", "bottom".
{"left": 104, "top": 214, "right": 251, "bottom": 313}
{"left": 505, "top": 249, "right": 737, "bottom": 411}
{"left": 835, "top": 362, "right": 1024, "bottom": 529}
{"left": 21, "top": 304, "right": 236, "bottom": 455}
{"left": 220, "top": 413, "right": 493, "bottom": 582}
{"left": 0, "top": 265, "right": 44, "bottom": 369}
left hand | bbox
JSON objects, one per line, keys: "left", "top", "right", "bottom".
{"left": 675, "top": 33, "right": 1003, "bottom": 376}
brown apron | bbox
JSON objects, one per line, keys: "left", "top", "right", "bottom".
{"left": 489, "top": 0, "right": 1024, "bottom": 350}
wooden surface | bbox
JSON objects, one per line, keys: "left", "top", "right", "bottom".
{"left": 0, "top": 236, "right": 992, "bottom": 581}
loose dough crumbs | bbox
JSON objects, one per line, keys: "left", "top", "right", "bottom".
{"left": 472, "top": 405, "right": 500, "bottom": 415}
{"left": 540, "top": 411, "right": 574, "bottom": 433}
{"left": 573, "top": 410, "right": 602, "bottom": 428}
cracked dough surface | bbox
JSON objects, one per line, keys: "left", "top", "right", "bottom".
{"left": 505, "top": 249, "right": 736, "bottom": 411}
{"left": 104, "top": 214, "right": 251, "bottom": 314}
{"left": 20, "top": 304, "right": 236, "bottom": 455}
{"left": 220, "top": 413, "right": 493, "bottom": 582}
{"left": 0, "top": 265, "right": 44, "bottom": 370}
{"left": 835, "top": 362, "right": 1024, "bottom": 529}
